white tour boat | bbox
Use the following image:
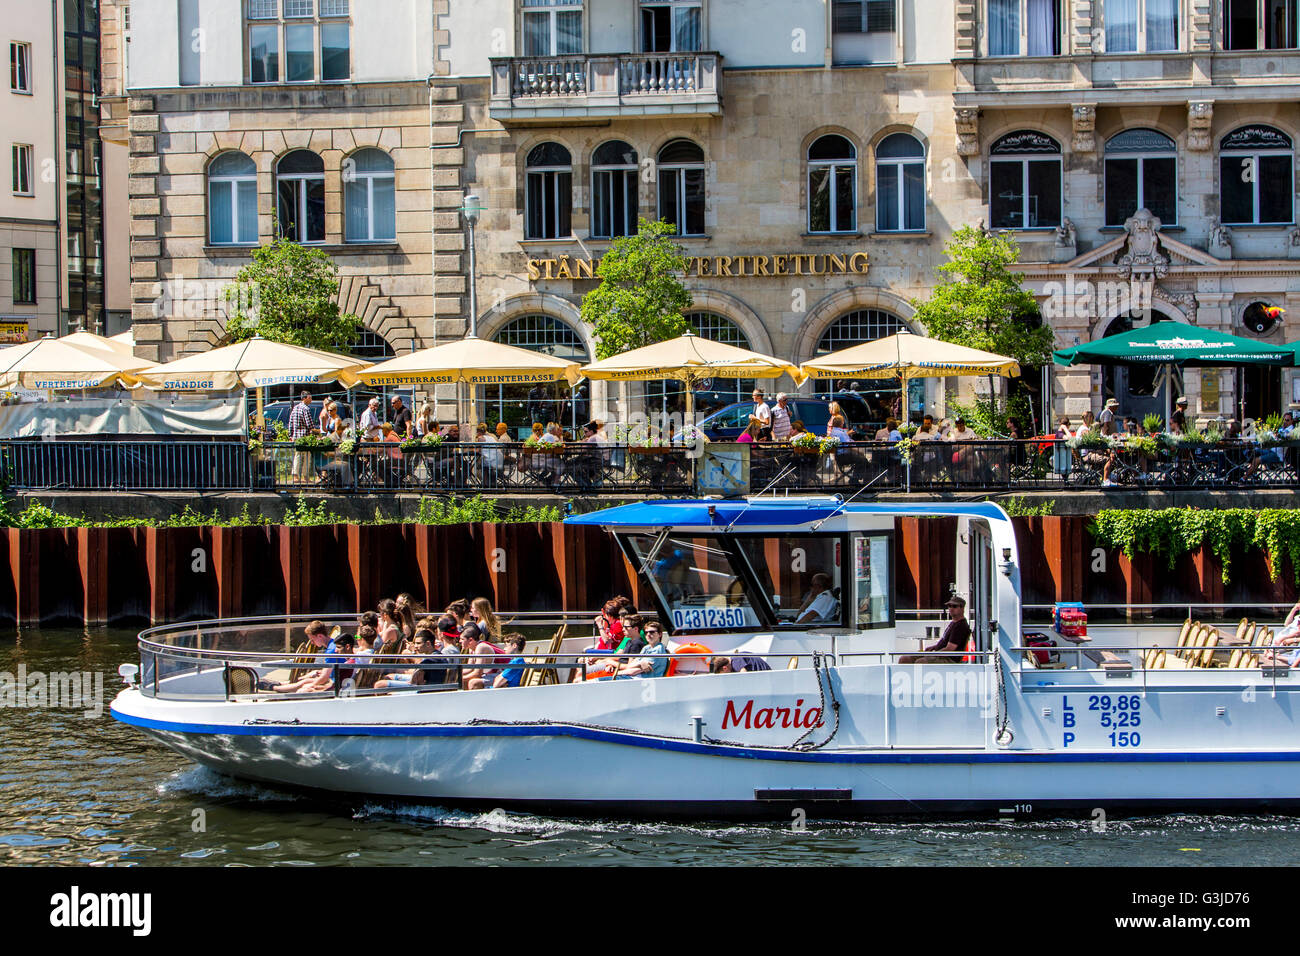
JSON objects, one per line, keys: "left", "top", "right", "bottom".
{"left": 111, "top": 498, "right": 1300, "bottom": 816}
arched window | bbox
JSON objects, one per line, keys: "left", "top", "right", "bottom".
{"left": 875, "top": 133, "right": 925, "bottom": 232}
{"left": 344, "top": 148, "right": 395, "bottom": 242}
{"left": 487, "top": 314, "right": 590, "bottom": 435}
{"left": 208, "top": 151, "right": 258, "bottom": 245}
{"left": 808, "top": 134, "right": 857, "bottom": 234}
{"left": 591, "top": 141, "right": 638, "bottom": 239}
{"left": 1104, "top": 129, "right": 1176, "bottom": 226}
{"left": 1219, "top": 125, "right": 1294, "bottom": 225}
{"left": 647, "top": 312, "right": 755, "bottom": 418}
{"left": 657, "top": 138, "right": 705, "bottom": 236}
{"left": 812, "top": 310, "right": 922, "bottom": 420}
{"left": 989, "top": 130, "right": 1062, "bottom": 229}
{"left": 525, "top": 143, "right": 572, "bottom": 240}
{"left": 275, "top": 150, "right": 325, "bottom": 243}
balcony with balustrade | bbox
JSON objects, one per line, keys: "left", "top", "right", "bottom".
{"left": 489, "top": 52, "right": 723, "bottom": 124}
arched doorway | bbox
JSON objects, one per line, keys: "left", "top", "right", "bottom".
{"left": 486, "top": 314, "right": 591, "bottom": 437}
{"left": 645, "top": 312, "right": 757, "bottom": 420}
{"left": 812, "top": 309, "right": 924, "bottom": 423}
{"left": 1101, "top": 313, "right": 1177, "bottom": 423}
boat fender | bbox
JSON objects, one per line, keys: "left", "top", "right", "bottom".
{"left": 668, "top": 642, "right": 714, "bottom": 678}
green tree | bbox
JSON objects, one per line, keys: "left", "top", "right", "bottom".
{"left": 580, "top": 218, "right": 693, "bottom": 359}
{"left": 223, "top": 237, "right": 362, "bottom": 352}
{"left": 912, "top": 225, "right": 1055, "bottom": 434}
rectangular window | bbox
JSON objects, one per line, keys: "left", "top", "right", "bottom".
{"left": 990, "top": 158, "right": 1062, "bottom": 228}
{"left": 988, "top": 0, "right": 1021, "bottom": 54}
{"left": 1106, "top": 0, "right": 1139, "bottom": 51}
{"left": 179, "top": 0, "right": 201, "bottom": 86}
{"left": 1259, "top": 154, "right": 1294, "bottom": 223}
{"left": 249, "top": 0, "right": 279, "bottom": 18}
{"left": 284, "top": 0, "right": 314, "bottom": 16}
{"left": 526, "top": 170, "right": 573, "bottom": 239}
{"left": 1025, "top": 159, "right": 1062, "bottom": 226}
{"left": 249, "top": 3, "right": 349, "bottom": 84}
{"left": 525, "top": 1, "right": 585, "bottom": 56}
{"left": 592, "top": 169, "right": 638, "bottom": 238}
{"left": 10, "top": 42, "right": 31, "bottom": 93}
{"left": 1228, "top": 0, "right": 1298, "bottom": 49}
{"left": 988, "top": 0, "right": 1059, "bottom": 54}
{"left": 285, "top": 23, "right": 315, "bottom": 80}
{"left": 11, "top": 144, "right": 32, "bottom": 195}
{"left": 662, "top": 167, "right": 706, "bottom": 235}
{"left": 642, "top": 2, "right": 700, "bottom": 52}
{"left": 1105, "top": 157, "right": 1139, "bottom": 224}
{"left": 832, "top": 0, "right": 896, "bottom": 32}
{"left": 12, "top": 248, "right": 35, "bottom": 304}
{"left": 320, "top": 0, "right": 349, "bottom": 14}
{"left": 321, "top": 22, "right": 349, "bottom": 79}
{"left": 250, "top": 25, "right": 279, "bottom": 82}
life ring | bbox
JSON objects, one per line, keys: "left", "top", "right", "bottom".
{"left": 668, "top": 641, "right": 713, "bottom": 677}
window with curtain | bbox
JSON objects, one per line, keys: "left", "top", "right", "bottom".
{"left": 875, "top": 133, "right": 925, "bottom": 232}
{"left": 1104, "top": 129, "right": 1177, "bottom": 225}
{"left": 657, "top": 139, "right": 706, "bottom": 236}
{"left": 275, "top": 150, "right": 325, "bottom": 242}
{"left": 344, "top": 149, "right": 395, "bottom": 242}
{"left": 808, "top": 135, "right": 858, "bottom": 234}
{"left": 525, "top": 142, "right": 573, "bottom": 240}
{"left": 1219, "top": 125, "right": 1294, "bottom": 225}
{"left": 208, "top": 152, "right": 258, "bottom": 245}
{"left": 989, "top": 131, "right": 1062, "bottom": 228}
{"left": 988, "top": 0, "right": 1059, "bottom": 54}
{"left": 641, "top": 1, "right": 702, "bottom": 52}
{"left": 591, "top": 141, "right": 639, "bottom": 239}
{"left": 523, "top": 0, "right": 584, "bottom": 56}
{"left": 1106, "top": 0, "right": 1178, "bottom": 51}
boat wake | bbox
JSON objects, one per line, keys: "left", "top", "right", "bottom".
{"left": 156, "top": 766, "right": 304, "bottom": 803}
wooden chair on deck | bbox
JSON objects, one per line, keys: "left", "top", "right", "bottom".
{"left": 525, "top": 623, "right": 567, "bottom": 687}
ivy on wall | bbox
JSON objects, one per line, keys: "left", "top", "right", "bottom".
{"left": 1090, "top": 508, "right": 1300, "bottom": 585}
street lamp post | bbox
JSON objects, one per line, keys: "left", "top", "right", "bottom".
{"left": 461, "top": 193, "right": 483, "bottom": 338}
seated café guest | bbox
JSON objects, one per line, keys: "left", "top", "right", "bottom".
{"left": 1281, "top": 412, "right": 1296, "bottom": 438}
{"left": 1055, "top": 417, "right": 1073, "bottom": 439}
{"left": 529, "top": 421, "right": 545, "bottom": 442}
{"left": 946, "top": 417, "right": 977, "bottom": 441}
{"left": 1170, "top": 395, "right": 1188, "bottom": 432}
{"left": 917, "top": 415, "right": 939, "bottom": 440}
{"left": 787, "top": 419, "right": 808, "bottom": 442}
{"left": 496, "top": 422, "right": 512, "bottom": 442}
{"left": 540, "top": 422, "right": 563, "bottom": 444}
{"left": 1005, "top": 419, "right": 1022, "bottom": 440}
{"left": 709, "top": 653, "right": 772, "bottom": 674}
{"left": 608, "top": 621, "right": 671, "bottom": 679}
{"left": 414, "top": 401, "right": 436, "bottom": 438}
{"left": 737, "top": 418, "right": 763, "bottom": 443}
{"left": 827, "top": 415, "right": 852, "bottom": 444}
{"left": 489, "top": 634, "right": 530, "bottom": 689}
{"left": 898, "top": 595, "right": 972, "bottom": 663}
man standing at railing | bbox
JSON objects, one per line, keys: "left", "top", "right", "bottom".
{"left": 898, "top": 595, "right": 972, "bottom": 664}
{"left": 289, "top": 390, "right": 315, "bottom": 485}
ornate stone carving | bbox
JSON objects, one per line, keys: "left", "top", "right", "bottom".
{"left": 1153, "top": 285, "right": 1197, "bottom": 316}
{"left": 1209, "top": 217, "right": 1233, "bottom": 255}
{"left": 954, "top": 108, "right": 979, "bottom": 157}
{"left": 1188, "top": 101, "right": 1214, "bottom": 151}
{"left": 1116, "top": 208, "right": 1169, "bottom": 279}
{"left": 1055, "top": 217, "right": 1077, "bottom": 247}
{"left": 1072, "top": 104, "right": 1097, "bottom": 153}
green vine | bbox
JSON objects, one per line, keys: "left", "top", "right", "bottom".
{"left": 1090, "top": 508, "right": 1300, "bottom": 584}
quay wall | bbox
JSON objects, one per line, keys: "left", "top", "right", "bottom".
{"left": 0, "top": 517, "right": 1295, "bottom": 627}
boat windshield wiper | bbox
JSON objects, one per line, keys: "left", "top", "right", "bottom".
{"left": 636, "top": 528, "right": 672, "bottom": 578}
{"left": 723, "top": 463, "right": 798, "bottom": 533}
{"left": 809, "top": 471, "right": 887, "bottom": 531}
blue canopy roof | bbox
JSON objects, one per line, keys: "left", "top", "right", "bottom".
{"left": 564, "top": 498, "right": 1011, "bottom": 529}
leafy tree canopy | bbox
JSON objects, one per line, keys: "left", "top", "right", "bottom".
{"left": 580, "top": 218, "right": 693, "bottom": 359}
{"left": 223, "top": 238, "right": 362, "bottom": 353}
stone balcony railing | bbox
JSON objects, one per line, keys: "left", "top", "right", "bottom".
{"left": 489, "top": 52, "right": 723, "bottom": 123}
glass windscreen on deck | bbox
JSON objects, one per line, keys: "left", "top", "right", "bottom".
{"left": 628, "top": 534, "right": 762, "bottom": 631}
{"left": 736, "top": 535, "right": 844, "bottom": 627}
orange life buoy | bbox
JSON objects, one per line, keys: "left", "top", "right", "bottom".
{"left": 668, "top": 642, "right": 714, "bottom": 677}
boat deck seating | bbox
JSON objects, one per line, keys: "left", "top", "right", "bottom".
{"left": 1022, "top": 616, "right": 1285, "bottom": 672}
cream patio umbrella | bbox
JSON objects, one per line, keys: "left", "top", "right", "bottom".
{"left": 579, "top": 331, "right": 805, "bottom": 422}
{"left": 0, "top": 334, "right": 157, "bottom": 391}
{"left": 135, "top": 335, "right": 373, "bottom": 426}
{"left": 108, "top": 329, "right": 135, "bottom": 351}
{"left": 799, "top": 329, "right": 1020, "bottom": 384}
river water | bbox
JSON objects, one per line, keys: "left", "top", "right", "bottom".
{"left": 4, "top": 627, "right": 1300, "bottom": 866}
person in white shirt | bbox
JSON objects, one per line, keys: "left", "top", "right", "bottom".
{"left": 752, "top": 389, "right": 772, "bottom": 440}
{"left": 360, "top": 397, "right": 383, "bottom": 441}
{"left": 946, "top": 417, "right": 977, "bottom": 441}
{"left": 796, "top": 573, "right": 839, "bottom": 625}
{"left": 771, "top": 394, "right": 793, "bottom": 441}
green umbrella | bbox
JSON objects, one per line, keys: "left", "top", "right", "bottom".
{"left": 1053, "top": 320, "right": 1294, "bottom": 425}
{"left": 1053, "top": 320, "right": 1292, "bottom": 367}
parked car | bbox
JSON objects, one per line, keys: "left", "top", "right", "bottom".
{"left": 260, "top": 399, "right": 356, "bottom": 434}
{"left": 696, "top": 393, "right": 879, "bottom": 440}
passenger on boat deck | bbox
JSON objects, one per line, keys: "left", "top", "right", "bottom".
{"left": 709, "top": 654, "right": 773, "bottom": 673}
{"left": 591, "top": 598, "right": 625, "bottom": 651}
{"left": 462, "top": 604, "right": 508, "bottom": 689}
{"left": 471, "top": 596, "right": 503, "bottom": 644}
{"left": 1261, "top": 600, "right": 1300, "bottom": 666}
{"left": 272, "top": 627, "right": 350, "bottom": 693}
{"left": 606, "top": 622, "right": 670, "bottom": 679}
{"left": 374, "top": 629, "right": 440, "bottom": 689}
{"left": 795, "top": 573, "right": 838, "bottom": 625}
{"left": 485, "top": 634, "right": 529, "bottom": 689}
{"left": 354, "top": 625, "right": 376, "bottom": 657}
{"left": 898, "top": 595, "right": 972, "bottom": 664}
{"left": 586, "top": 614, "right": 650, "bottom": 679}
{"left": 376, "top": 600, "right": 402, "bottom": 651}
{"left": 394, "top": 595, "right": 417, "bottom": 642}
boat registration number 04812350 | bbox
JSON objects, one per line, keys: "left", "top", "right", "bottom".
{"left": 671, "top": 606, "right": 750, "bottom": 630}
{"left": 1061, "top": 695, "right": 1143, "bottom": 748}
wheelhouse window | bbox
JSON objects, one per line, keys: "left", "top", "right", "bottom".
{"left": 1226, "top": 0, "right": 1298, "bottom": 49}
{"left": 275, "top": 150, "right": 325, "bottom": 242}
{"left": 591, "top": 141, "right": 638, "bottom": 239}
{"left": 208, "top": 151, "right": 259, "bottom": 245}
{"left": 987, "top": 0, "right": 1061, "bottom": 56}
{"left": 657, "top": 138, "right": 705, "bottom": 236}
{"left": 875, "top": 132, "right": 925, "bottom": 232}
{"left": 625, "top": 533, "right": 765, "bottom": 632}
{"left": 1220, "top": 125, "right": 1294, "bottom": 225}
{"left": 808, "top": 134, "right": 858, "bottom": 234}
{"left": 989, "top": 130, "right": 1062, "bottom": 229}
{"left": 641, "top": 1, "right": 702, "bottom": 52}
{"left": 1103, "top": 0, "right": 1179, "bottom": 52}
{"left": 523, "top": 0, "right": 583, "bottom": 56}
{"left": 248, "top": 0, "right": 350, "bottom": 83}
{"left": 1104, "top": 129, "right": 1177, "bottom": 225}
{"left": 524, "top": 142, "right": 572, "bottom": 240}
{"left": 343, "top": 148, "right": 395, "bottom": 242}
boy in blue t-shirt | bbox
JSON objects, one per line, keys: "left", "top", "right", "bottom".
{"left": 491, "top": 634, "right": 529, "bottom": 688}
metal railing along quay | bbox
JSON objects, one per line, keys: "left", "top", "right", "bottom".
{"left": 4, "top": 438, "right": 1300, "bottom": 494}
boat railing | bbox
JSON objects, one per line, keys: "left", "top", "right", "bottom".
{"left": 130, "top": 640, "right": 837, "bottom": 702}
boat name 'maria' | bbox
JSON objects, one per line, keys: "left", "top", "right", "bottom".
{"left": 722, "top": 698, "right": 823, "bottom": 731}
